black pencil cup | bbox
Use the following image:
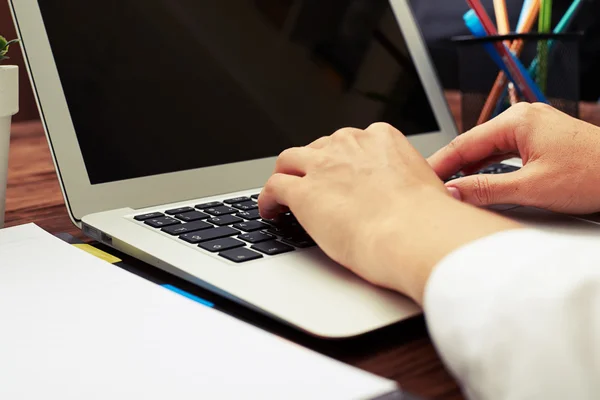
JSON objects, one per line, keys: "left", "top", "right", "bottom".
{"left": 453, "top": 33, "right": 582, "bottom": 132}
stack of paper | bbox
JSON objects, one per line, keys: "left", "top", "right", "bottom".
{"left": 0, "top": 224, "right": 398, "bottom": 399}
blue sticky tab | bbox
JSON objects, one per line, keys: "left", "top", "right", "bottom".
{"left": 162, "top": 284, "right": 215, "bottom": 308}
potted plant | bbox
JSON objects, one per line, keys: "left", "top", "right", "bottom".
{"left": 0, "top": 35, "right": 19, "bottom": 228}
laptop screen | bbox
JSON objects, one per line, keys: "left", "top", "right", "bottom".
{"left": 38, "top": 0, "right": 440, "bottom": 185}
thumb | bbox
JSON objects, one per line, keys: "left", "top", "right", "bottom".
{"left": 446, "top": 172, "right": 526, "bottom": 207}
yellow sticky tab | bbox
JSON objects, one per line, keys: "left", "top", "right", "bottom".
{"left": 74, "top": 244, "right": 122, "bottom": 264}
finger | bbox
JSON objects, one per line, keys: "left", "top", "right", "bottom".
{"left": 446, "top": 170, "right": 528, "bottom": 207}
{"left": 258, "top": 173, "right": 304, "bottom": 219}
{"left": 274, "top": 147, "right": 318, "bottom": 176}
{"left": 428, "top": 109, "right": 521, "bottom": 179}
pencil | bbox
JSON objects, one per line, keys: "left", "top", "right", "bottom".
{"left": 537, "top": 0, "right": 552, "bottom": 94}
{"left": 492, "top": 0, "right": 584, "bottom": 118}
{"left": 511, "top": 0, "right": 542, "bottom": 57}
{"left": 510, "top": 0, "right": 536, "bottom": 104}
{"left": 517, "top": 0, "right": 535, "bottom": 31}
{"left": 494, "top": 0, "right": 511, "bottom": 36}
{"left": 477, "top": 0, "right": 541, "bottom": 124}
{"left": 466, "top": 0, "right": 541, "bottom": 103}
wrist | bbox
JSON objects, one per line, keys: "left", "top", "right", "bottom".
{"left": 371, "top": 191, "right": 522, "bottom": 305}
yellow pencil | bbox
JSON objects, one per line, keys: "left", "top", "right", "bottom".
{"left": 494, "top": 0, "right": 511, "bottom": 36}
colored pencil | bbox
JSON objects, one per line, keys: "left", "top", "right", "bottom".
{"left": 477, "top": 0, "right": 541, "bottom": 124}
{"left": 537, "top": 0, "right": 552, "bottom": 93}
{"left": 494, "top": 0, "right": 511, "bottom": 37}
{"left": 517, "top": 0, "right": 535, "bottom": 31}
{"left": 466, "top": 0, "right": 541, "bottom": 103}
{"left": 492, "top": 0, "right": 584, "bottom": 118}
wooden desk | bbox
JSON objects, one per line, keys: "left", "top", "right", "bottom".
{"left": 6, "top": 99, "right": 600, "bottom": 399}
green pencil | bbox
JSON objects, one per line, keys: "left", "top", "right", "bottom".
{"left": 537, "top": 0, "right": 552, "bottom": 95}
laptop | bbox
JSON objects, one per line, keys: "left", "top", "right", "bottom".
{"left": 11, "top": 0, "right": 598, "bottom": 338}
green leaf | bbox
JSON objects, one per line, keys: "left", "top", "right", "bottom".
{"left": 0, "top": 35, "right": 7, "bottom": 55}
{"left": 0, "top": 36, "right": 19, "bottom": 63}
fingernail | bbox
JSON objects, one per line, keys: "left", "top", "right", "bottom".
{"left": 447, "top": 186, "right": 462, "bottom": 201}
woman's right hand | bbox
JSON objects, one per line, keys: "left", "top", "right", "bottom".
{"left": 428, "top": 102, "right": 600, "bottom": 214}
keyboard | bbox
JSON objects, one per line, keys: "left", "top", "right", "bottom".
{"left": 131, "top": 164, "right": 520, "bottom": 264}
{"left": 446, "top": 163, "right": 519, "bottom": 181}
{"left": 132, "top": 194, "right": 315, "bottom": 263}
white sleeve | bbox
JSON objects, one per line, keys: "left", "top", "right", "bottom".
{"left": 424, "top": 229, "right": 600, "bottom": 400}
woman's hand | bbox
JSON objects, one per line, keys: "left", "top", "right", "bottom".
{"left": 429, "top": 103, "right": 600, "bottom": 214}
{"left": 258, "top": 123, "right": 520, "bottom": 304}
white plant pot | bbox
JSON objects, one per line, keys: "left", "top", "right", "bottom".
{"left": 0, "top": 65, "right": 19, "bottom": 228}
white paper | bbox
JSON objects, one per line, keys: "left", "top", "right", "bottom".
{"left": 0, "top": 224, "right": 397, "bottom": 400}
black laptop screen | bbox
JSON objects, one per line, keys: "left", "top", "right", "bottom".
{"left": 37, "top": 0, "right": 441, "bottom": 184}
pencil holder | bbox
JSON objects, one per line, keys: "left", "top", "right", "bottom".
{"left": 453, "top": 33, "right": 582, "bottom": 132}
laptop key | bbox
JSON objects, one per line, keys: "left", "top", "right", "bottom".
{"left": 261, "top": 218, "right": 276, "bottom": 226}
{"left": 219, "top": 247, "right": 263, "bottom": 263}
{"left": 262, "top": 213, "right": 299, "bottom": 227}
{"left": 264, "top": 214, "right": 305, "bottom": 237}
{"left": 204, "top": 206, "right": 237, "bottom": 216}
{"left": 233, "top": 221, "right": 269, "bottom": 232}
{"left": 199, "top": 237, "right": 246, "bottom": 253}
{"left": 265, "top": 226, "right": 288, "bottom": 237}
{"left": 237, "top": 209, "right": 261, "bottom": 220}
{"left": 238, "top": 231, "right": 274, "bottom": 244}
{"left": 162, "top": 220, "right": 212, "bottom": 236}
{"left": 223, "top": 196, "right": 251, "bottom": 204}
{"left": 251, "top": 194, "right": 260, "bottom": 200}
{"left": 231, "top": 201, "right": 258, "bottom": 211}
{"left": 208, "top": 215, "right": 243, "bottom": 226}
{"left": 282, "top": 236, "right": 316, "bottom": 248}
{"left": 134, "top": 212, "right": 164, "bottom": 221}
{"left": 195, "top": 201, "right": 222, "bottom": 209}
{"left": 165, "top": 206, "right": 194, "bottom": 215}
{"left": 144, "top": 217, "right": 180, "bottom": 228}
{"left": 251, "top": 240, "right": 295, "bottom": 256}
{"left": 179, "top": 226, "right": 239, "bottom": 244}
{"left": 175, "top": 211, "right": 210, "bottom": 222}
{"left": 266, "top": 225, "right": 305, "bottom": 239}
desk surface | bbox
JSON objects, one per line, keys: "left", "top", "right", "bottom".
{"left": 6, "top": 96, "right": 600, "bottom": 399}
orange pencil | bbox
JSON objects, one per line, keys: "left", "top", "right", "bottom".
{"left": 478, "top": 0, "right": 540, "bottom": 125}
{"left": 494, "top": 0, "right": 515, "bottom": 103}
